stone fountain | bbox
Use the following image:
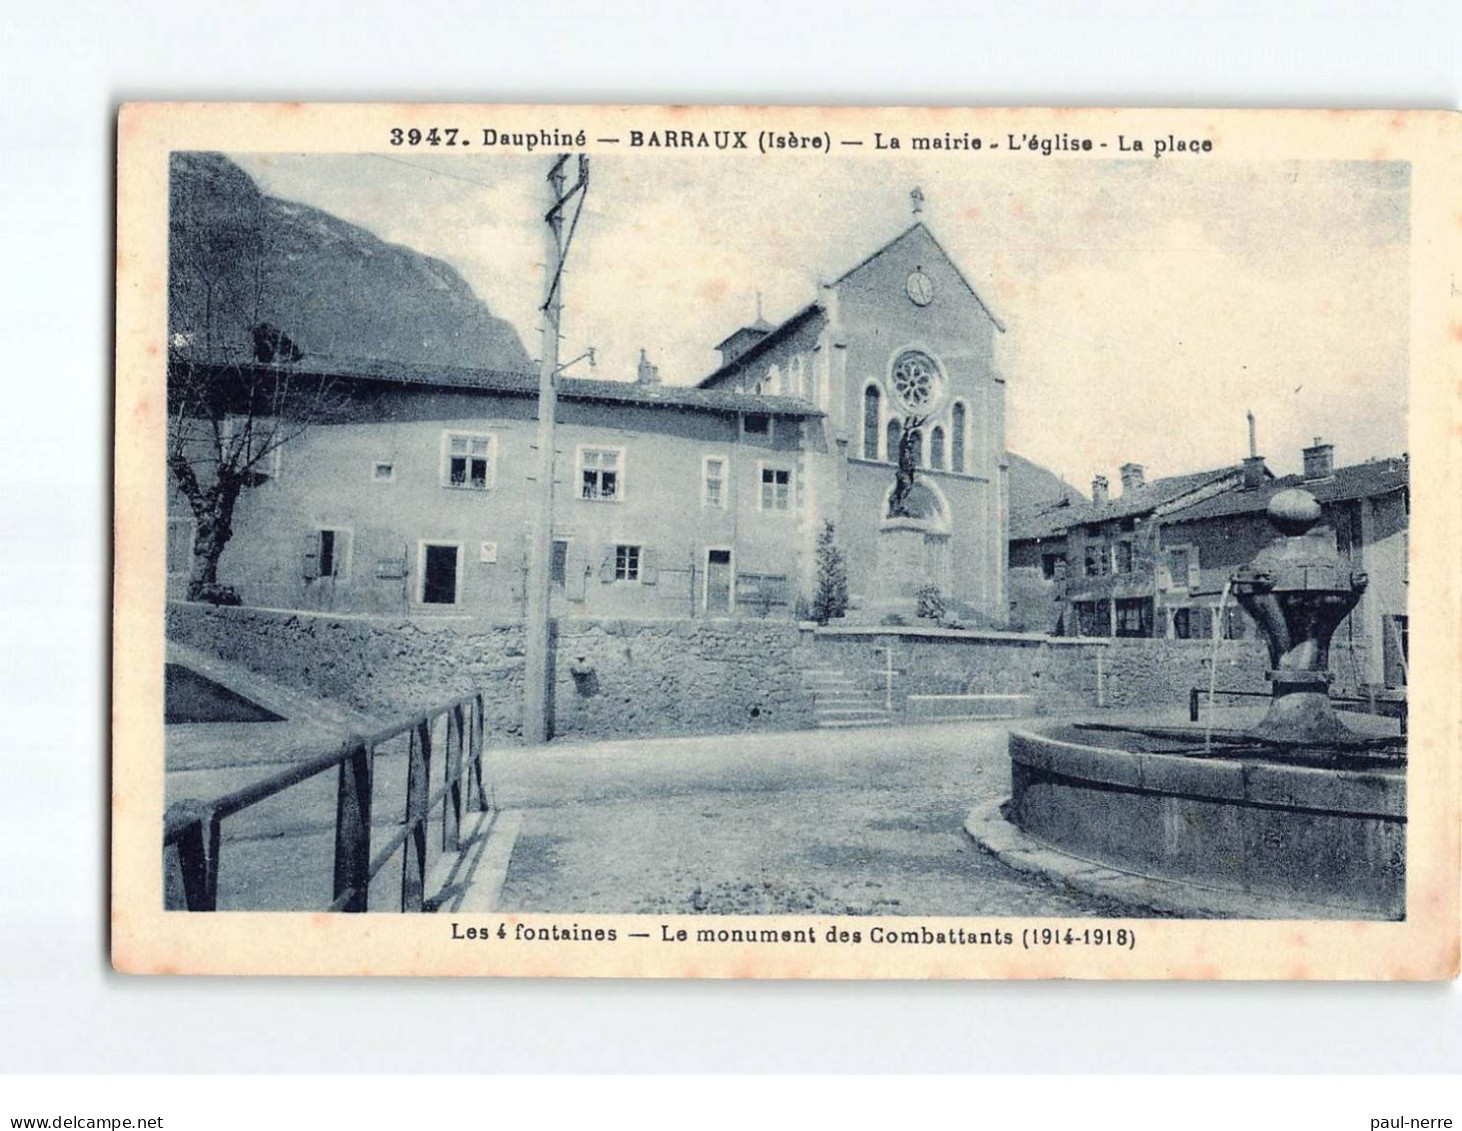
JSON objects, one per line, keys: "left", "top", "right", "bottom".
{"left": 970, "top": 488, "right": 1406, "bottom": 918}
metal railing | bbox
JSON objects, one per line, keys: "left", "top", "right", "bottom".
{"left": 164, "top": 691, "right": 490, "bottom": 912}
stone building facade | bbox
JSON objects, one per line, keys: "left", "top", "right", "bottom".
{"left": 167, "top": 220, "right": 1011, "bottom": 625}
{"left": 1007, "top": 440, "right": 1408, "bottom": 688}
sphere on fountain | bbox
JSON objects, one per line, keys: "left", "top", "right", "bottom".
{"left": 1267, "top": 488, "right": 1322, "bottom": 535}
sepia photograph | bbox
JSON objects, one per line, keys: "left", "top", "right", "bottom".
{"left": 111, "top": 104, "right": 1458, "bottom": 979}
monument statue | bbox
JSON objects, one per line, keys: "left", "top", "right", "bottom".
{"left": 887, "top": 413, "right": 928, "bottom": 519}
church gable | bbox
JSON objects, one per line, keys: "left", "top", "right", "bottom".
{"left": 832, "top": 222, "right": 1004, "bottom": 334}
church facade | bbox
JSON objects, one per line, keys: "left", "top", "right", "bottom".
{"left": 166, "top": 221, "right": 1010, "bottom": 624}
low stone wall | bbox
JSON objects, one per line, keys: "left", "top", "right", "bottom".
{"left": 166, "top": 603, "right": 813, "bottom": 744}
{"left": 1098, "top": 637, "right": 1372, "bottom": 710}
{"left": 800, "top": 626, "right": 1105, "bottom": 713}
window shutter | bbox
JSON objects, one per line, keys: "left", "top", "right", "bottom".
{"left": 640, "top": 548, "right": 658, "bottom": 585}
{"left": 301, "top": 531, "right": 320, "bottom": 581}
{"left": 1187, "top": 550, "right": 1200, "bottom": 590}
{"left": 598, "top": 548, "right": 616, "bottom": 583}
{"left": 335, "top": 530, "right": 352, "bottom": 581}
{"left": 565, "top": 544, "right": 588, "bottom": 601}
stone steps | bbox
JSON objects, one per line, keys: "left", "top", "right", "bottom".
{"left": 801, "top": 667, "right": 892, "bottom": 729}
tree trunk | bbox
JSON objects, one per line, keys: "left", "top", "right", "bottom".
{"left": 184, "top": 477, "right": 241, "bottom": 601}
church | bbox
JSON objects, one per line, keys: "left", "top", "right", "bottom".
{"left": 166, "top": 210, "right": 1011, "bottom": 625}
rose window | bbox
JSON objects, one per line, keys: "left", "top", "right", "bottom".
{"left": 890, "top": 351, "right": 942, "bottom": 413}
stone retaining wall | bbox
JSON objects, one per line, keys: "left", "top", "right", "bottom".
{"left": 1097, "top": 637, "right": 1372, "bottom": 710}
{"left": 166, "top": 603, "right": 813, "bottom": 744}
{"left": 799, "top": 627, "right": 1104, "bottom": 713}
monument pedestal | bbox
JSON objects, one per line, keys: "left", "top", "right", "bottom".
{"left": 860, "top": 518, "right": 928, "bottom": 624}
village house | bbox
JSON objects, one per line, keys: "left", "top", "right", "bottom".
{"left": 1007, "top": 438, "right": 1409, "bottom": 689}
{"left": 167, "top": 219, "right": 1014, "bottom": 625}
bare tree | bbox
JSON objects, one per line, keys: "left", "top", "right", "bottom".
{"left": 167, "top": 153, "right": 350, "bottom": 601}
{"left": 168, "top": 357, "right": 348, "bottom": 601}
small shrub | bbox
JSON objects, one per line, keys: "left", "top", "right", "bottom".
{"left": 194, "top": 583, "right": 242, "bottom": 606}
{"left": 915, "top": 584, "right": 945, "bottom": 622}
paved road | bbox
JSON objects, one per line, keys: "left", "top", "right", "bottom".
{"left": 485, "top": 720, "right": 1146, "bottom": 918}
{"left": 175, "top": 705, "right": 1325, "bottom": 915}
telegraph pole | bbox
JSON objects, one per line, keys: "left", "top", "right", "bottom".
{"left": 523, "top": 154, "right": 588, "bottom": 744}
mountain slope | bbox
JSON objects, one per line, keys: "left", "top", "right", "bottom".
{"left": 1008, "top": 451, "right": 1086, "bottom": 518}
{"left": 168, "top": 152, "right": 530, "bottom": 371}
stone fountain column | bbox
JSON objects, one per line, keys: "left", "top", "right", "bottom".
{"left": 1229, "top": 488, "right": 1369, "bottom": 750}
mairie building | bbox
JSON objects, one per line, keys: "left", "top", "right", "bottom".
{"left": 167, "top": 221, "right": 1010, "bottom": 623}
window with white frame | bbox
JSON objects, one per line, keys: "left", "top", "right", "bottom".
{"left": 166, "top": 517, "right": 195, "bottom": 576}
{"left": 579, "top": 446, "right": 623, "bottom": 501}
{"left": 442, "top": 432, "right": 495, "bottom": 490}
{"left": 222, "top": 415, "right": 281, "bottom": 480}
{"left": 702, "top": 455, "right": 728, "bottom": 508}
{"left": 614, "top": 544, "right": 641, "bottom": 582}
{"left": 759, "top": 465, "right": 791, "bottom": 512}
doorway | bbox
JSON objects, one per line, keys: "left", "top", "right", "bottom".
{"left": 420, "top": 542, "right": 461, "bottom": 605}
{"left": 705, "top": 547, "right": 733, "bottom": 615}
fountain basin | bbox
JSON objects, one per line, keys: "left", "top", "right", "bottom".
{"left": 1006, "top": 724, "right": 1405, "bottom": 919}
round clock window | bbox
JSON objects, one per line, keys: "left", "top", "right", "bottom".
{"left": 906, "top": 269, "right": 933, "bottom": 306}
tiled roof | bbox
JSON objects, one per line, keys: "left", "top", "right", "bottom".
{"left": 1163, "top": 458, "right": 1408, "bottom": 524}
{"left": 1009, "top": 465, "right": 1242, "bottom": 542}
{"left": 171, "top": 354, "right": 824, "bottom": 418}
{"left": 696, "top": 303, "right": 824, "bottom": 388}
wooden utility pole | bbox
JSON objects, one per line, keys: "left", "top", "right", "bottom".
{"left": 523, "top": 154, "right": 588, "bottom": 744}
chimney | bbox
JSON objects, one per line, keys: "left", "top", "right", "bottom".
{"left": 1303, "top": 436, "right": 1334, "bottom": 481}
{"left": 636, "top": 348, "right": 661, "bottom": 386}
{"left": 1119, "top": 463, "right": 1145, "bottom": 494}
{"left": 1091, "top": 475, "right": 1109, "bottom": 506}
{"left": 1242, "top": 455, "right": 1267, "bottom": 490}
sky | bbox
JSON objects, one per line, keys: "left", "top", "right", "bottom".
{"left": 231, "top": 152, "right": 1409, "bottom": 488}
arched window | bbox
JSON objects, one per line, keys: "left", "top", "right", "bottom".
{"left": 863, "top": 385, "right": 881, "bottom": 460}
{"left": 951, "top": 402, "right": 966, "bottom": 472}
{"left": 886, "top": 419, "right": 902, "bottom": 463}
{"left": 768, "top": 365, "right": 782, "bottom": 395}
{"left": 790, "top": 356, "right": 804, "bottom": 397}
{"left": 909, "top": 428, "right": 924, "bottom": 468}
{"left": 930, "top": 426, "right": 946, "bottom": 470}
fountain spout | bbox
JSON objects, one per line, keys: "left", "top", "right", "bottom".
{"left": 1229, "top": 488, "right": 1369, "bottom": 751}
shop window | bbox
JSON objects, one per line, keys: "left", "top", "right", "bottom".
{"left": 1115, "top": 597, "right": 1152, "bottom": 638}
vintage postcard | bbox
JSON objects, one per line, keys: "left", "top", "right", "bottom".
{"left": 113, "top": 104, "right": 1460, "bottom": 978}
